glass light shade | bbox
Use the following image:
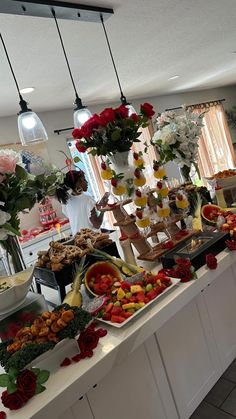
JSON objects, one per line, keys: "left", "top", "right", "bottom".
{"left": 18, "top": 111, "right": 48, "bottom": 146}
{"left": 126, "top": 104, "right": 137, "bottom": 116}
{"left": 73, "top": 107, "right": 92, "bottom": 128}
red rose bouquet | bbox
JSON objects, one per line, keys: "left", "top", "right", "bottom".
{"left": 72, "top": 103, "right": 155, "bottom": 156}
{"left": 0, "top": 367, "right": 50, "bottom": 412}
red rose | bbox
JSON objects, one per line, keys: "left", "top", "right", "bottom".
{"left": 173, "top": 265, "right": 192, "bottom": 283}
{"left": 115, "top": 105, "right": 129, "bottom": 119}
{"left": 100, "top": 108, "right": 115, "bottom": 123}
{"left": 16, "top": 369, "right": 37, "bottom": 399}
{"left": 77, "top": 329, "right": 99, "bottom": 353}
{"left": 60, "top": 357, "right": 71, "bottom": 367}
{"left": 0, "top": 411, "right": 6, "bottom": 419}
{"left": 206, "top": 253, "right": 217, "bottom": 269}
{"left": 140, "top": 102, "right": 155, "bottom": 118}
{"left": 76, "top": 142, "right": 87, "bottom": 153}
{"left": 175, "top": 258, "right": 192, "bottom": 269}
{"left": 72, "top": 128, "right": 83, "bottom": 139}
{"left": 1, "top": 390, "right": 27, "bottom": 410}
{"left": 130, "top": 113, "right": 139, "bottom": 123}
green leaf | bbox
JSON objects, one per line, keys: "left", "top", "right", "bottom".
{"left": 0, "top": 374, "right": 10, "bottom": 387}
{"left": 8, "top": 368, "right": 18, "bottom": 381}
{"left": 7, "top": 382, "right": 17, "bottom": 394}
{"left": 15, "top": 165, "right": 28, "bottom": 180}
{"left": 35, "top": 383, "right": 46, "bottom": 394}
{"left": 37, "top": 370, "right": 50, "bottom": 384}
{"left": 111, "top": 130, "right": 121, "bottom": 141}
{"left": 31, "top": 368, "right": 40, "bottom": 376}
{"left": 4, "top": 223, "right": 20, "bottom": 237}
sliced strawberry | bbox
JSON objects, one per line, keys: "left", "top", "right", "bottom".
{"left": 123, "top": 311, "right": 133, "bottom": 319}
{"left": 105, "top": 302, "right": 113, "bottom": 313}
{"left": 102, "top": 312, "right": 112, "bottom": 321}
{"left": 137, "top": 292, "right": 145, "bottom": 302}
{"left": 135, "top": 189, "right": 142, "bottom": 197}
{"left": 133, "top": 152, "right": 139, "bottom": 160}
{"left": 157, "top": 181, "right": 163, "bottom": 189}
{"left": 111, "top": 315, "right": 125, "bottom": 323}
{"left": 111, "top": 306, "right": 123, "bottom": 315}
{"left": 101, "top": 162, "right": 107, "bottom": 170}
{"left": 146, "top": 290, "right": 158, "bottom": 300}
{"left": 121, "top": 282, "right": 131, "bottom": 290}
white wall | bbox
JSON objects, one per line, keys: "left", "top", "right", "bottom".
{"left": 1, "top": 84, "right": 236, "bottom": 169}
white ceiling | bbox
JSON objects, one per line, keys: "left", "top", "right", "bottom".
{"left": 1, "top": 0, "right": 236, "bottom": 117}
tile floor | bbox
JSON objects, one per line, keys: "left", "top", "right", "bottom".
{"left": 191, "top": 360, "right": 236, "bottom": 418}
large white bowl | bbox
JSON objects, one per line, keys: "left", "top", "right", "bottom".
{"left": 0, "top": 268, "right": 33, "bottom": 315}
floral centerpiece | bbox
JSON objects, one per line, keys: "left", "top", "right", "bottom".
{"left": 72, "top": 103, "right": 155, "bottom": 157}
{"left": 152, "top": 106, "right": 205, "bottom": 182}
{"left": 0, "top": 149, "right": 64, "bottom": 272}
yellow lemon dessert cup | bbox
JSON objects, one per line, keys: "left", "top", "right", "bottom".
{"left": 112, "top": 185, "right": 126, "bottom": 196}
{"left": 134, "top": 196, "right": 148, "bottom": 207}
{"left": 134, "top": 177, "right": 146, "bottom": 187}
{"left": 101, "top": 169, "right": 113, "bottom": 180}
{"left": 136, "top": 217, "right": 151, "bottom": 228}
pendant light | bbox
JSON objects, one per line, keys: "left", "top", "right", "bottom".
{"left": 52, "top": 9, "right": 92, "bottom": 128}
{"left": 100, "top": 14, "right": 136, "bottom": 116}
{"left": 0, "top": 33, "right": 48, "bottom": 146}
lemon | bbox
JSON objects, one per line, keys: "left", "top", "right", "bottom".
{"left": 101, "top": 169, "right": 113, "bottom": 180}
{"left": 136, "top": 217, "right": 151, "bottom": 228}
{"left": 134, "top": 177, "right": 146, "bottom": 187}
{"left": 154, "top": 168, "right": 166, "bottom": 179}
{"left": 158, "top": 187, "right": 169, "bottom": 198}
{"left": 134, "top": 196, "right": 148, "bottom": 207}
{"left": 134, "top": 158, "right": 144, "bottom": 167}
{"left": 112, "top": 185, "right": 126, "bottom": 196}
{"left": 176, "top": 200, "right": 189, "bottom": 209}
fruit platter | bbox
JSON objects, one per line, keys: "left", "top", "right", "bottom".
{"left": 96, "top": 272, "right": 180, "bottom": 328}
{"left": 82, "top": 253, "right": 179, "bottom": 327}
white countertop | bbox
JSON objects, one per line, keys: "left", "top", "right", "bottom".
{"left": 1, "top": 248, "right": 234, "bottom": 419}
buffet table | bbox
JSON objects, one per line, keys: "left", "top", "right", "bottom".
{"left": 1, "top": 248, "right": 236, "bottom": 419}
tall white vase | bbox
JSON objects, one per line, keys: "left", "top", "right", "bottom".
{"left": 109, "top": 151, "right": 133, "bottom": 180}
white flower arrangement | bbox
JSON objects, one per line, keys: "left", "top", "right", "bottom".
{"left": 152, "top": 106, "right": 205, "bottom": 167}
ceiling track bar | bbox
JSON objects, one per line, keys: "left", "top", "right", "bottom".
{"left": 0, "top": 0, "right": 113, "bottom": 22}
{"left": 54, "top": 127, "right": 73, "bottom": 135}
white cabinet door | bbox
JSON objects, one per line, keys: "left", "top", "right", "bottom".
{"left": 156, "top": 295, "right": 221, "bottom": 419}
{"left": 203, "top": 265, "right": 236, "bottom": 371}
{"left": 58, "top": 396, "right": 93, "bottom": 419}
{"left": 87, "top": 341, "right": 172, "bottom": 419}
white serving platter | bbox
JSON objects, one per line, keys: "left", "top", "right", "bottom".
{"left": 97, "top": 277, "right": 180, "bottom": 328}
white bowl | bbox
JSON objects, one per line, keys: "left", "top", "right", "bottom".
{"left": 0, "top": 268, "right": 33, "bottom": 315}
{"left": 205, "top": 176, "right": 236, "bottom": 189}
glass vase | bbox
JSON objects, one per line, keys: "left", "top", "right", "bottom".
{"left": 109, "top": 150, "right": 132, "bottom": 180}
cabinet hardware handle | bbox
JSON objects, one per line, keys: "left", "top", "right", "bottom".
{"left": 93, "top": 384, "right": 97, "bottom": 388}
{"left": 79, "top": 396, "right": 83, "bottom": 400}
{"left": 29, "top": 252, "right": 33, "bottom": 256}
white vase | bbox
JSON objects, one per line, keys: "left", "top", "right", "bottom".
{"left": 109, "top": 151, "right": 132, "bottom": 180}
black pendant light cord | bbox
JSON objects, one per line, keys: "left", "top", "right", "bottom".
{"left": 52, "top": 8, "right": 80, "bottom": 102}
{"left": 0, "top": 33, "right": 29, "bottom": 112}
{"left": 0, "top": 33, "right": 23, "bottom": 100}
{"left": 100, "top": 14, "right": 127, "bottom": 105}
